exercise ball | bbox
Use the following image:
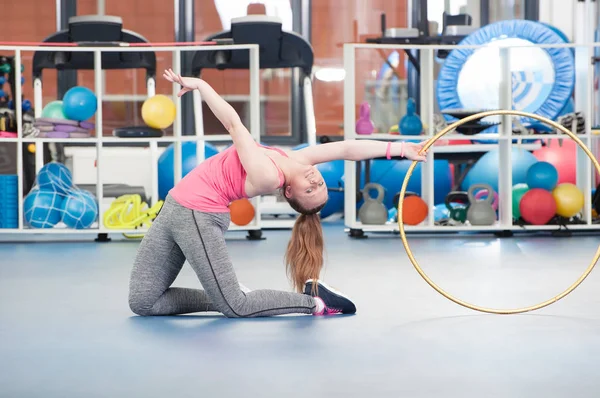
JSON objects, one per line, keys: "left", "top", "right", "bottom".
{"left": 22, "top": 99, "right": 31, "bottom": 112}
{"left": 511, "top": 183, "right": 529, "bottom": 219}
{"left": 526, "top": 161, "right": 559, "bottom": 191}
{"left": 41, "top": 100, "right": 67, "bottom": 119}
{"left": 62, "top": 86, "right": 98, "bottom": 121}
{"left": 229, "top": 198, "right": 255, "bottom": 226}
{"left": 519, "top": 188, "right": 556, "bottom": 225}
{"left": 433, "top": 203, "right": 450, "bottom": 222}
{"left": 433, "top": 202, "right": 466, "bottom": 222}
{"left": 142, "top": 94, "right": 176, "bottom": 129}
{"left": 533, "top": 139, "right": 577, "bottom": 184}
{"left": 401, "top": 195, "right": 428, "bottom": 225}
{"left": 462, "top": 147, "right": 539, "bottom": 192}
{"left": 23, "top": 189, "right": 64, "bottom": 228}
{"left": 36, "top": 162, "right": 73, "bottom": 194}
{"left": 369, "top": 159, "right": 452, "bottom": 209}
{"left": 552, "top": 183, "right": 584, "bottom": 218}
{"left": 316, "top": 159, "right": 345, "bottom": 218}
{"left": 61, "top": 189, "right": 99, "bottom": 229}
{"left": 158, "top": 142, "right": 219, "bottom": 199}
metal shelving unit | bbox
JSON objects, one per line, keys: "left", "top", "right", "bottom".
{"left": 0, "top": 43, "right": 263, "bottom": 238}
{"left": 343, "top": 42, "right": 599, "bottom": 237}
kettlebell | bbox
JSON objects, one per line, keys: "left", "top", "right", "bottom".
{"left": 399, "top": 98, "right": 423, "bottom": 136}
{"left": 356, "top": 102, "right": 374, "bottom": 135}
{"left": 392, "top": 191, "right": 419, "bottom": 209}
{"left": 466, "top": 184, "right": 497, "bottom": 226}
{"left": 358, "top": 183, "right": 388, "bottom": 224}
{"left": 444, "top": 191, "right": 469, "bottom": 224}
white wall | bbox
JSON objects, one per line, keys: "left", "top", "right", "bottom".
{"left": 64, "top": 146, "right": 164, "bottom": 199}
{"left": 538, "top": 0, "right": 577, "bottom": 41}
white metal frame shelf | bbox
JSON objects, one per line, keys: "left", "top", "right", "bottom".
{"left": 343, "top": 41, "right": 600, "bottom": 236}
{"left": 0, "top": 43, "right": 265, "bottom": 237}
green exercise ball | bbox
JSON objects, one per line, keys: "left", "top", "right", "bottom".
{"left": 512, "top": 183, "right": 529, "bottom": 219}
{"left": 41, "top": 100, "right": 67, "bottom": 119}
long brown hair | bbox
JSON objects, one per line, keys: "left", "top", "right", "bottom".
{"left": 283, "top": 190, "right": 326, "bottom": 294}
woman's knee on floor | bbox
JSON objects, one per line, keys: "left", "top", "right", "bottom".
{"left": 128, "top": 288, "right": 156, "bottom": 316}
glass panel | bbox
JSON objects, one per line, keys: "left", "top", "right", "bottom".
{"left": 311, "top": 0, "right": 408, "bottom": 137}
{"left": 94, "top": 0, "right": 175, "bottom": 136}
{"left": 488, "top": 0, "right": 525, "bottom": 23}
{"left": 195, "top": 0, "right": 295, "bottom": 138}
{"left": 2, "top": 0, "right": 59, "bottom": 108}
{"left": 5, "top": 0, "right": 177, "bottom": 137}
{"left": 428, "top": 0, "right": 470, "bottom": 34}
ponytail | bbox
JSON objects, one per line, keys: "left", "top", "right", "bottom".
{"left": 284, "top": 213, "right": 324, "bottom": 294}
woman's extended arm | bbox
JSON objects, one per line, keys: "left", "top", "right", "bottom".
{"left": 290, "top": 140, "right": 428, "bottom": 165}
{"left": 163, "top": 69, "right": 281, "bottom": 192}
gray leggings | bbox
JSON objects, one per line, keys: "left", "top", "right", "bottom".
{"left": 128, "top": 195, "right": 316, "bottom": 317}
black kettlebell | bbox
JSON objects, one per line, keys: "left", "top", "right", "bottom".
{"left": 444, "top": 191, "right": 469, "bottom": 223}
{"left": 392, "top": 191, "right": 419, "bottom": 209}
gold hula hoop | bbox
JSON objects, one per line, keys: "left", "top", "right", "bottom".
{"left": 397, "top": 109, "right": 600, "bottom": 314}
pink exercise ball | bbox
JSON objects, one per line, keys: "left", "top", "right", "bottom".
{"left": 533, "top": 139, "right": 576, "bottom": 185}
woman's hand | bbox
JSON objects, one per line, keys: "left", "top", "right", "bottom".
{"left": 163, "top": 68, "right": 201, "bottom": 97}
{"left": 401, "top": 138, "right": 450, "bottom": 162}
{"left": 402, "top": 141, "right": 429, "bottom": 162}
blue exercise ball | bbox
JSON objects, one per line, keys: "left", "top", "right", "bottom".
{"left": 368, "top": 159, "right": 452, "bottom": 209}
{"left": 158, "top": 142, "right": 219, "bottom": 199}
{"left": 462, "top": 147, "right": 539, "bottom": 192}
{"left": 292, "top": 143, "right": 309, "bottom": 151}
{"left": 22, "top": 99, "right": 31, "bottom": 112}
{"left": 23, "top": 189, "right": 64, "bottom": 228}
{"left": 61, "top": 189, "right": 99, "bottom": 229}
{"left": 316, "top": 159, "right": 344, "bottom": 218}
{"left": 62, "top": 86, "right": 98, "bottom": 121}
{"left": 526, "top": 161, "right": 559, "bottom": 191}
{"left": 36, "top": 162, "right": 73, "bottom": 195}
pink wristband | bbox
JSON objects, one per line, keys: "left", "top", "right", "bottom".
{"left": 400, "top": 142, "right": 405, "bottom": 157}
{"left": 386, "top": 142, "right": 392, "bottom": 159}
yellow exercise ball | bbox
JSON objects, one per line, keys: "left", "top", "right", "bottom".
{"left": 141, "top": 94, "right": 176, "bottom": 129}
{"left": 552, "top": 183, "right": 584, "bottom": 218}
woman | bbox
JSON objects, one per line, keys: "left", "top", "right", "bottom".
{"left": 128, "top": 69, "right": 428, "bottom": 318}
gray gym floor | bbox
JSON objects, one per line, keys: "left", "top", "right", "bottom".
{"left": 1, "top": 224, "right": 600, "bottom": 397}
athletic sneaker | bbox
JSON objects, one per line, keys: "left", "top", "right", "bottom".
{"left": 304, "top": 279, "right": 357, "bottom": 315}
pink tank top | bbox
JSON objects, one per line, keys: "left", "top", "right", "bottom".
{"left": 169, "top": 144, "right": 287, "bottom": 212}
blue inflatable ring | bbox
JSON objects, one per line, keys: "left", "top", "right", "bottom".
{"left": 437, "top": 20, "right": 575, "bottom": 127}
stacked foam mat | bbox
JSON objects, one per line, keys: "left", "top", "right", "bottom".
{"left": 31, "top": 118, "right": 94, "bottom": 138}
{"left": 0, "top": 175, "right": 18, "bottom": 228}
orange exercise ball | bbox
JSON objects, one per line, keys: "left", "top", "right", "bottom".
{"left": 229, "top": 198, "right": 255, "bottom": 226}
{"left": 401, "top": 195, "right": 428, "bottom": 225}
